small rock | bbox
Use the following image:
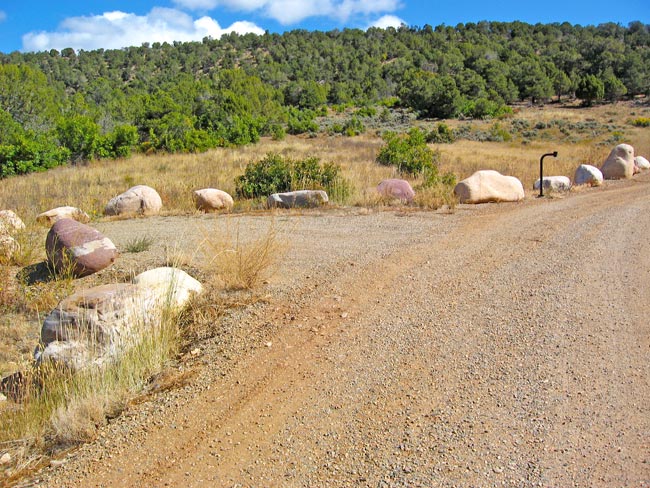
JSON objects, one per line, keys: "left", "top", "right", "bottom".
{"left": 0, "top": 453, "right": 11, "bottom": 465}
{"left": 0, "top": 393, "right": 6, "bottom": 402}
{"left": 190, "top": 348, "right": 201, "bottom": 356}
{"left": 265, "top": 342, "right": 273, "bottom": 348}
{"left": 341, "top": 312, "right": 349, "bottom": 318}
{"left": 493, "top": 466, "right": 504, "bottom": 474}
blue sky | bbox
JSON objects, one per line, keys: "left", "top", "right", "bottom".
{"left": 0, "top": 0, "right": 648, "bottom": 54}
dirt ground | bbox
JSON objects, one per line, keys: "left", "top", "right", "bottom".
{"left": 20, "top": 174, "right": 650, "bottom": 487}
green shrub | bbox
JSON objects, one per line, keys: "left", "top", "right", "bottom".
{"left": 0, "top": 135, "right": 70, "bottom": 178}
{"left": 488, "top": 122, "right": 512, "bottom": 142}
{"left": 459, "top": 98, "right": 513, "bottom": 119}
{"left": 287, "top": 107, "right": 318, "bottom": 135}
{"left": 235, "top": 153, "right": 351, "bottom": 201}
{"left": 270, "top": 124, "right": 286, "bottom": 140}
{"left": 343, "top": 117, "right": 365, "bottom": 136}
{"left": 376, "top": 128, "right": 439, "bottom": 175}
{"left": 354, "top": 106, "right": 377, "bottom": 118}
{"left": 426, "top": 122, "right": 455, "bottom": 143}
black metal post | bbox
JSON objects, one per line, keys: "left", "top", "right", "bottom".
{"left": 539, "top": 151, "right": 558, "bottom": 197}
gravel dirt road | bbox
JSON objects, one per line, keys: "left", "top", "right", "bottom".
{"left": 32, "top": 174, "right": 650, "bottom": 487}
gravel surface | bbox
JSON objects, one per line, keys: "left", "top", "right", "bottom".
{"left": 21, "top": 175, "right": 650, "bottom": 487}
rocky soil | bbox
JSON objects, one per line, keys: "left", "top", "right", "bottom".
{"left": 18, "top": 174, "right": 650, "bottom": 487}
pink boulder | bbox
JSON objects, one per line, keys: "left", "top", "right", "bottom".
{"left": 377, "top": 179, "right": 416, "bottom": 202}
{"left": 46, "top": 218, "right": 118, "bottom": 277}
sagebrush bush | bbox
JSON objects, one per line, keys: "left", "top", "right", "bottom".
{"left": 376, "top": 127, "right": 439, "bottom": 175}
{"left": 426, "top": 122, "right": 455, "bottom": 144}
{"left": 234, "top": 152, "right": 351, "bottom": 201}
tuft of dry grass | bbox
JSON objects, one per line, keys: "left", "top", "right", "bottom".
{"left": 198, "top": 219, "right": 283, "bottom": 291}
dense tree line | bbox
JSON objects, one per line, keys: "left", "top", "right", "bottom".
{"left": 0, "top": 21, "right": 648, "bottom": 176}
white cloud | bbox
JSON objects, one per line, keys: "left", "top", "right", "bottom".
{"left": 21, "top": 8, "right": 265, "bottom": 52}
{"left": 368, "top": 14, "right": 405, "bottom": 30}
{"left": 173, "top": 0, "right": 401, "bottom": 25}
{"left": 0, "top": 11, "right": 6, "bottom": 23}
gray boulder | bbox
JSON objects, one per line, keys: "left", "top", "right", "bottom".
{"left": 574, "top": 164, "right": 604, "bottom": 187}
{"left": 601, "top": 144, "right": 635, "bottom": 180}
{"left": 46, "top": 218, "right": 118, "bottom": 277}
{"left": 377, "top": 179, "right": 415, "bottom": 202}
{"left": 267, "top": 190, "right": 328, "bottom": 209}
{"left": 533, "top": 176, "right": 571, "bottom": 192}
{"left": 104, "top": 185, "right": 162, "bottom": 216}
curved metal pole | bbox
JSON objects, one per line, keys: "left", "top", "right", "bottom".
{"left": 539, "top": 151, "right": 558, "bottom": 197}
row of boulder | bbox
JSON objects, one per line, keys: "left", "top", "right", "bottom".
{"left": 453, "top": 144, "right": 649, "bottom": 204}
{"left": 41, "top": 215, "right": 201, "bottom": 369}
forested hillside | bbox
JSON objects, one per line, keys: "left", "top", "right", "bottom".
{"left": 1, "top": 21, "right": 649, "bottom": 176}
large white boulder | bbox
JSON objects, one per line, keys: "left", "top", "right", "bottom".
{"left": 635, "top": 156, "right": 650, "bottom": 171}
{"left": 267, "top": 190, "right": 329, "bottom": 209}
{"left": 193, "top": 188, "right": 234, "bottom": 212}
{"left": 533, "top": 176, "right": 571, "bottom": 192}
{"left": 574, "top": 164, "right": 604, "bottom": 187}
{"left": 454, "top": 170, "right": 525, "bottom": 204}
{"left": 132, "top": 267, "right": 203, "bottom": 310}
{"left": 601, "top": 144, "right": 635, "bottom": 180}
{"left": 37, "top": 206, "right": 90, "bottom": 226}
{"left": 104, "top": 185, "right": 162, "bottom": 216}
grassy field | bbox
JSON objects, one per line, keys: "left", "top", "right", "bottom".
{"left": 0, "top": 100, "right": 648, "bottom": 480}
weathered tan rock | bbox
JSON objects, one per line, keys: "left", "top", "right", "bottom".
{"left": 0, "top": 234, "right": 19, "bottom": 261}
{"left": 533, "top": 176, "right": 571, "bottom": 192}
{"left": 36, "top": 268, "right": 203, "bottom": 370}
{"left": 104, "top": 185, "right": 162, "bottom": 216}
{"left": 193, "top": 188, "right": 234, "bottom": 212}
{"left": 601, "top": 144, "right": 635, "bottom": 180}
{"left": 46, "top": 218, "right": 118, "bottom": 277}
{"left": 635, "top": 156, "right": 650, "bottom": 170}
{"left": 454, "top": 170, "right": 525, "bottom": 204}
{"left": 37, "top": 206, "right": 90, "bottom": 226}
{"left": 0, "top": 210, "right": 25, "bottom": 234}
{"left": 574, "top": 164, "right": 604, "bottom": 187}
{"left": 267, "top": 190, "right": 328, "bottom": 209}
{"left": 377, "top": 179, "right": 415, "bottom": 202}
